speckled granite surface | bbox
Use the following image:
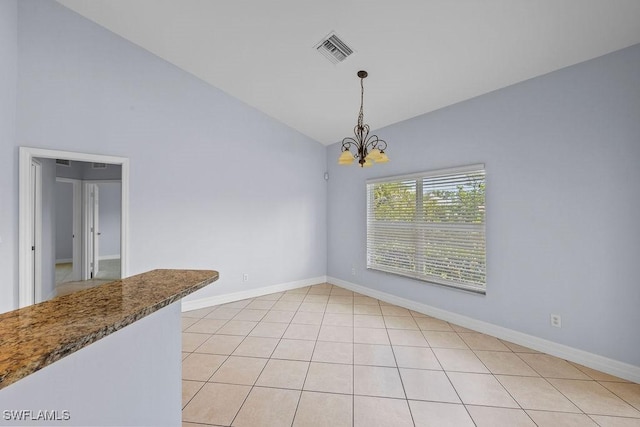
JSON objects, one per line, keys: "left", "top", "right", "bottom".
{"left": 0, "top": 269, "right": 218, "bottom": 390}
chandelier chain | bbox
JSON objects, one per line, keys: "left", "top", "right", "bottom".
{"left": 358, "top": 76, "right": 365, "bottom": 131}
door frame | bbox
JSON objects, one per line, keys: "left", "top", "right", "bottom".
{"left": 19, "top": 147, "right": 130, "bottom": 307}
{"left": 28, "top": 158, "right": 43, "bottom": 304}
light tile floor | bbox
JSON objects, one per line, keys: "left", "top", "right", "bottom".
{"left": 181, "top": 283, "right": 640, "bottom": 427}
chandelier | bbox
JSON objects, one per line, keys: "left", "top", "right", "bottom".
{"left": 338, "top": 70, "right": 389, "bottom": 167}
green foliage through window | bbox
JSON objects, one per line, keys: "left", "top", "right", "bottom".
{"left": 367, "top": 166, "right": 486, "bottom": 292}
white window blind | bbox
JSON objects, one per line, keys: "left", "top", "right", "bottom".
{"left": 366, "top": 164, "right": 486, "bottom": 293}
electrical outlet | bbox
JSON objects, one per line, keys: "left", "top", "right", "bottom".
{"left": 351, "top": 266, "right": 356, "bottom": 276}
{"left": 550, "top": 314, "right": 562, "bottom": 328}
{"left": 242, "top": 273, "right": 249, "bottom": 283}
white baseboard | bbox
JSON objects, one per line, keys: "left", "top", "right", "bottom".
{"left": 181, "top": 276, "right": 328, "bottom": 312}
{"left": 328, "top": 276, "right": 640, "bottom": 384}
{"left": 55, "top": 258, "right": 72, "bottom": 264}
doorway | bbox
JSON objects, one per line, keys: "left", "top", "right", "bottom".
{"left": 53, "top": 177, "right": 122, "bottom": 296}
{"left": 82, "top": 181, "right": 122, "bottom": 281}
{"left": 19, "top": 147, "right": 129, "bottom": 307}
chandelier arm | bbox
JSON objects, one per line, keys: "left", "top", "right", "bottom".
{"left": 341, "top": 138, "right": 358, "bottom": 151}
{"left": 364, "top": 134, "right": 386, "bottom": 150}
{"left": 353, "top": 124, "right": 361, "bottom": 141}
{"left": 360, "top": 125, "right": 370, "bottom": 144}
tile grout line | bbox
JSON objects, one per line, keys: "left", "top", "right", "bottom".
{"left": 428, "top": 323, "right": 479, "bottom": 426}
{"left": 182, "top": 315, "right": 235, "bottom": 424}
{"left": 387, "top": 307, "right": 417, "bottom": 426}
{"left": 597, "top": 384, "right": 640, "bottom": 415}
{"left": 288, "top": 284, "right": 329, "bottom": 426}
{"left": 352, "top": 293, "right": 360, "bottom": 427}
{"left": 513, "top": 351, "right": 593, "bottom": 418}
{"left": 204, "top": 301, "right": 259, "bottom": 426}
{"left": 229, "top": 286, "right": 314, "bottom": 427}
{"left": 182, "top": 308, "right": 236, "bottom": 413}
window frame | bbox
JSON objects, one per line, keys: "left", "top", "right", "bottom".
{"left": 366, "top": 164, "right": 486, "bottom": 294}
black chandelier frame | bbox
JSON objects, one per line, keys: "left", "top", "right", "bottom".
{"left": 340, "top": 70, "right": 387, "bottom": 167}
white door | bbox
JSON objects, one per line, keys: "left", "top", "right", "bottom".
{"left": 92, "top": 184, "right": 100, "bottom": 278}
{"left": 84, "top": 183, "right": 100, "bottom": 279}
{"left": 71, "top": 179, "right": 82, "bottom": 281}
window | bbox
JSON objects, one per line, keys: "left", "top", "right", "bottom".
{"left": 366, "top": 164, "right": 486, "bottom": 293}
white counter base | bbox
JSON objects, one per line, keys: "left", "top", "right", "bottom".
{"left": 0, "top": 302, "right": 181, "bottom": 426}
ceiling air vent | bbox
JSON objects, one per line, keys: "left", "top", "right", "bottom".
{"left": 92, "top": 162, "right": 107, "bottom": 169}
{"left": 315, "top": 32, "right": 353, "bottom": 64}
{"left": 56, "top": 159, "right": 71, "bottom": 167}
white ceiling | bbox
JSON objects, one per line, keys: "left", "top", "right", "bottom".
{"left": 57, "top": 0, "right": 640, "bottom": 145}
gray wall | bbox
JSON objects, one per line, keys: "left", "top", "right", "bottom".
{"left": 0, "top": 0, "right": 327, "bottom": 311}
{"left": 0, "top": 0, "right": 18, "bottom": 312}
{"left": 54, "top": 180, "right": 73, "bottom": 261}
{"left": 327, "top": 44, "right": 640, "bottom": 367}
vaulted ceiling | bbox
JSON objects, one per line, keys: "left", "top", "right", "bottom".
{"left": 57, "top": 0, "right": 640, "bottom": 145}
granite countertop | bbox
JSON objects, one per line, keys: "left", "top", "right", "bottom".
{"left": 0, "top": 269, "right": 218, "bottom": 390}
